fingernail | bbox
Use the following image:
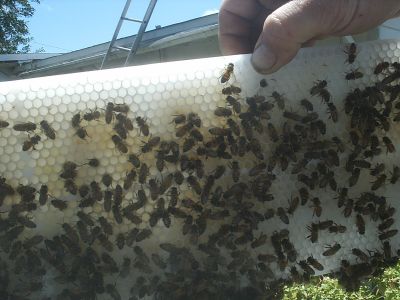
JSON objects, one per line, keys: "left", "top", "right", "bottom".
{"left": 251, "top": 44, "right": 277, "bottom": 74}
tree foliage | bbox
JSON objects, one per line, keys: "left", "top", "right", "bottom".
{"left": 0, "top": 0, "right": 40, "bottom": 54}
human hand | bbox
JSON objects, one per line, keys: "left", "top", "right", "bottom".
{"left": 219, "top": 0, "right": 400, "bottom": 74}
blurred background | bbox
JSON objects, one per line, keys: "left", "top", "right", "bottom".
{"left": 0, "top": 0, "right": 399, "bottom": 81}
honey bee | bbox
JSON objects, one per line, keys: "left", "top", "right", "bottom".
{"left": 343, "top": 198, "right": 353, "bottom": 218}
{"left": 226, "top": 95, "right": 241, "bottom": 113}
{"left": 327, "top": 102, "right": 338, "bottom": 122}
{"left": 76, "top": 211, "right": 94, "bottom": 227}
{"left": 60, "top": 161, "right": 78, "bottom": 180}
{"left": 71, "top": 113, "right": 81, "bottom": 128}
{"left": 0, "top": 120, "right": 9, "bottom": 128}
{"left": 271, "top": 91, "right": 285, "bottom": 110}
{"left": 277, "top": 207, "right": 289, "bottom": 224}
{"left": 113, "top": 184, "right": 123, "bottom": 206}
{"left": 345, "top": 42, "right": 357, "bottom": 64}
{"left": 311, "top": 197, "right": 322, "bottom": 217}
{"left": 348, "top": 168, "right": 360, "bottom": 187}
{"left": 371, "top": 174, "right": 386, "bottom": 191}
{"left": 322, "top": 243, "right": 341, "bottom": 256}
{"left": 307, "top": 256, "right": 324, "bottom": 271}
{"left": 352, "top": 248, "right": 369, "bottom": 262}
{"left": 101, "top": 174, "right": 113, "bottom": 187}
{"left": 188, "top": 112, "right": 201, "bottom": 128}
{"left": 51, "top": 199, "right": 68, "bottom": 211}
{"left": 374, "top": 61, "right": 390, "bottom": 75}
{"left": 214, "top": 107, "right": 232, "bottom": 117}
{"left": 190, "top": 128, "right": 204, "bottom": 141}
{"left": 127, "top": 153, "right": 141, "bottom": 168}
{"left": 83, "top": 109, "right": 101, "bottom": 122}
{"left": 229, "top": 161, "right": 240, "bottom": 183}
{"left": 75, "top": 127, "right": 89, "bottom": 140}
{"left": 222, "top": 85, "right": 242, "bottom": 95}
{"left": 13, "top": 122, "right": 36, "bottom": 132}
{"left": 345, "top": 69, "right": 363, "bottom": 80}
{"left": 378, "top": 218, "right": 394, "bottom": 231}
{"left": 227, "top": 120, "right": 241, "bottom": 138}
{"left": 208, "top": 127, "right": 230, "bottom": 136}
{"left": 329, "top": 223, "right": 347, "bottom": 233}
{"left": 220, "top": 63, "right": 234, "bottom": 83}
{"left": 259, "top": 78, "right": 268, "bottom": 88}
{"left": 113, "top": 122, "right": 127, "bottom": 139}
{"left": 310, "top": 80, "right": 327, "bottom": 96}
{"left": 182, "top": 137, "right": 196, "bottom": 153}
{"left": 171, "top": 114, "right": 186, "bottom": 125}
{"left": 300, "top": 98, "right": 314, "bottom": 112}
{"left": 298, "top": 260, "right": 315, "bottom": 275}
{"left": 187, "top": 175, "right": 202, "bottom": 195}
{"left": 105, "top": 102, "right": 114, "bottom": 124}
{"left": 38, "top": 184, "right": 48, "bottom": 206}
{"left": 141, "top": 136, "right": 160, "bottom": 153}
{"left": 356, "top": 214, "right": 365, "bottom": 234}
{"left": 87, "top": 158, "right": 100, "bottom": 168}
{"left": 103, "top": 190, "right": 112, "bottom": 212}
{"left": 22, "top": 134, "right": 41, "bottom": 151}
{"left": 64, "top": 179, "right": 78, "bottom": 195}
{"left": 390, "top": 165, "right": 399, "bottom": 184}
{"left": 379, "top": 229, "right": 398, "bottom": 240}
{"left": 40, "top": 120, "right": 56, "bottom": 140}
{"left": 90, "top": 181, "right": 103, "bottom": 202}
{"left": 135, "top": 116, "right": 149, "bottom": 136}
{"left": 111, "top": 134, "right": 128, "bottom": 153}
{"left": 112, "top": 205, "right": 123, "bottom": 224}
{"left": 123, "top": 169, "right": 137, "bottom": 190}
{"left": 382, "top": 136, "right": 395, "bottom": 153}
{"left": 287, "top": 196, "right": 299, "bottom": 215}
{"left": 112, "top": 103, "right": 130, "bottom": 113}
{"left": 138, "top": 163, "right": 149, "bottom": 184}
{"left": 99, "top": 216, "right": 113, "bottom": 235}
{"left": 136, "top": 228, "right": 152, "bottom": 242}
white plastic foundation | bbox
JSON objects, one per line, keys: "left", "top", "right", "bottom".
{"left": 0, "top": 39, "right": 400, "bottom": 299}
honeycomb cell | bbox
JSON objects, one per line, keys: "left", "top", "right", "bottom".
{"left": 46, "top": 89, "right": 56, "bottom": 98}
{"left": 39, "top": 174, "right": 49, "bottom": 183}
{"left": 23, "top": 100, "right": 33, "bottom": 110}
{"left": 142, "top": 94, "right": 152, "bottom": 104}
{"left": 4, "top": 145, "right": 15, "bottom": 155}
{"left": 56, "top": 87, "right": 66, "bottom": 97}
{"left": 100, "top": 91, "right": 108, "bottom": 100}
{"left": 6, "top": 94, "right": 16, "bottom": 102}
{"left": 53, "top": 97, "right": 62, "bottom": 106}
{"left": 111, "top": 80, "right": 121, "bottom": 90}
{"left": 17, "top": 92, "right": 27, "bottom": 102}
{"left": 109, "top": 90, "right": 118, "bottom": 98}
{"left": 75, "top": 85, "right": 84, "bottom": 94}
{"left": 1, "top": 129, "right": 11, "bottom": 139}
{"left": 84, "top": 84, "right": 94, "bottom": 93}
{"left": 139, "top": 102, "right": 149, "bottom": 112}
{"left": 118, "top": 89, "right": 127, "bottom": 98}
{"left": 142, "top": 213, "right": 150, "bottom": 222}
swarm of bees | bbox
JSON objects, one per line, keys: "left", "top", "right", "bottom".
{"left": 0, "top": 43, "right": 400, "bottom": 299}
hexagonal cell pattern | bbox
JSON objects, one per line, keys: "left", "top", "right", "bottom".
{"left": 0, "top": 39, "right": 400, "bottom": 299}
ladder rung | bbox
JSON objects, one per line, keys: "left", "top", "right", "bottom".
{"left": 113, "top": 46, "right": 131, "bottom": 51}
{"left": 122, "top": 17, "right": 143, "bottom": 23}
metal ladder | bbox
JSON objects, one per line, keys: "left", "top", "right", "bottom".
{"left": 100, "top": 0, "right": 158, "bottom": 69}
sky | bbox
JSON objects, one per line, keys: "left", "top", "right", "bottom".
{"left": 28, "top": 0, "right": 221, "bottom": 53}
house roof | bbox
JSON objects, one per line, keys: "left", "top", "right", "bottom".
{"left": 8, "top": 13, "right": 218, "bottom": 78}
{"left": 0, "top": 53, "right": 61, "bottom": 62}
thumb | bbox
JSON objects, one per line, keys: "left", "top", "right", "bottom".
{"left": 251, "top": 0, "right": 339, "bottom": 74}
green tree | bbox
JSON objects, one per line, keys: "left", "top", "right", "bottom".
{"left": 0, "top": 0, "right": 40, "bottom": 54}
